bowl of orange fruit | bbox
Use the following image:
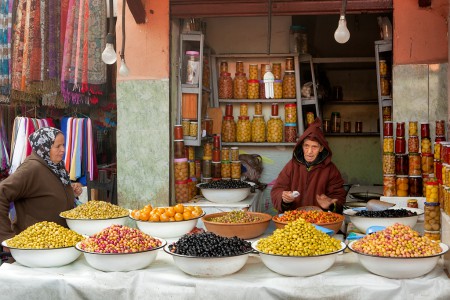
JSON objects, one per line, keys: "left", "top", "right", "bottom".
{"left": 130, "top": 204, "right": 205, "bottom": 238}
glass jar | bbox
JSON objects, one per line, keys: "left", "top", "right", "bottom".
{"left": 237, "top": 116, "right": 251, "bottom": 142}
{"left": 396, "top": 175, "right": 409, "bottom": 197}
{"left": 220, "top": 61, "right": 228, "bottom": 73}
{"left": 267, "top": 116, "right": 283, "bottom": 143}
{"left": 396, "top": 122, "right": 405, "bottom": 137}
{"left": 182, "top": 119, "right": 190, "bottom": 137}
{"left": 213, "top": 135, "right": 221, "bottom": 149}
{"left": 282, "top": 71, "right": 296, "bottom": 98}
{"left": 230, "top": 147, "right": 239, "bottom": 161}
{"left": 174, "top": 125, "right": 183, "bottom": 140}
{"left": 382, "top": 106, "right": 392, "bottom": 121}
{"left": 212, "top": 148, "right": 220, "bottom": 162}
{"left": 331, "top": 112, "right": 341, "bottom": 133}
{"left": 383, "top": 152, "right": 395, "bottom": 175}
{"left": 407, "top": 199, "right": 419, "bottom": 208}
{"left": 435, "top": 160, "right": 442, "bottom": 182}
{"left": 383, "top": 175, "right": 396, "bottom": 196}
{"left": 379, "top": 60, "right": 388, "bottom": 76}
{"left": 436, "top": 120, "right": 445, "bottom": 136}
{"left": 251, "top": 115, "right": 266, "bottom": 142}
{"left": 195, "top": 160, "right": 201, "bottom": 180}
{"left": 233, "top": 72, "right": 248, "bottom": 99}
{"left": 236, "top": 61, "right": 244, "bottom": 73}
{"left": 255, "top": 102, "right": 263, "bottom": 115}
{"left": 395, "top": 137, "right": 406, "bottom": 154}
{"left": 285, "top": 104, "right": 297, "bottom": 123}
{"left": 442, "top": 164, "right": 449, "bottom": 186}
{"left": 221, "top": 116, "right": 236, "bottom": 142}
{"left": 323, "top": 119, "right": 331, "bottom": 133}
{"left": 408, "top": 153, "right": 421, "bottom": 176}
{"left": 285, "top": 58, "right": 294, "bottom": 71}
{"left": 424, "top": 231, "right": 441, "bottom": 242}
{"left": 259, "top": 80, "right": 266, "bottom": 99}
{"left": 395, "top": 154, "right": 409, "bottom": 175}
{"left": 425, "top": 180, "right": 439, "bottom": 203}
{"left": 435, "top": 141, "right": 442, "bottom": 160}
{"left": 271, "top": 103, "right": 279, "bottom": 116}
{"left": 409, "top": 121, "right": 418, "bottom": 136}
{"left": 221, "top": 147, "right": 230, "bottom": 162}
{"left": 203, "top": 118, "right": 213, "bottom": 136}
{"left": 424, "top": 202, "right": 441, "bottom": 231}
{"left": 218, "top": 72, "right": 233, "bottom": 99}
{"left": 175, "top": 180, "right": 189, "bottom": 203}
{"left": 231, "top": 161, "right": 242, "bottom": 179}
{"left": 284, "top": 123, "right": 298, "bottom": 143}
{"left": 189, "top": 121, "right": 198, "bottom": 137}
{"left": 383, "top": 136, "right": 394, "bottom": 152}
{"left": 408, "top": 136, "right": 419, "bottom": 153}
{"left": 306, "top": 112, "right": 315, "bottom": 127}
{"left": 289, "top": 25, "right": 308, "bottom": 54}
{"left": 204, "top": 141, "right": 213, "bottom": 158}
{"left": 261, "top": 64, "right": 271, "bottom": 79}
{"left": 421, "top": 137, "right": 432, "bottom": 154}
{"left": 189, "top": 178, "right": 197, "bottom": 199}
{"left": 343, "top": 121, "right": 351, "bottom": 133}
{"left": 273, "top": 80, "right": 283, "bottom": 99}
{"left": 249, "top": 64, "right": 258, "bottom": 80}
{"left": 422, "top": 153, "right": 434, "bottom": 175}
{"left": 272, "top": 63, "right": 282, "bottom": 80}
{"left": 239, "top": 103, "right": 248, "bottom": 116}
{"left": 219, "top": 161, "right": 230, "bottom": 178}
{"left": 185, "top": 51, "right": 200, "bottom": 84}
{"left": 409, "top": 176, "right": 423, "bottom": 197}
{"left": 174, "top": 140, "right": 185, "bottom": 159}
{"left": 188, "top": 160, "right": 196, "bottom": 178}
{"left": 225, "top": 103, "right": 233, "bottom": 116}
{"left": 247, "top": 79, "right": 259, "bottom": 99}
{"left": 174, "top": 158, "right": 189, "bottom": 181}
{"left": 380, "top": 76, "right": 390, "bottom": 96}
{"left": 212, "top": 161, "right": 222, "bottom": 179}
{"left": 383, "top": 121, "right": 393, "bottom": 136}
{"left": 421, "top": 123, "right": 430, "bottom": 138}
{"left": 202, "top": 159, "right": 212, "bottom": 178}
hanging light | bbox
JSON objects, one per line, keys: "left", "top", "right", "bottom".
{"left": 119, "top": 57, "right": 129, "bottom": 76}
{"left": 102, "top": 0, "right": 117, "bottom": 64}
{"left": 334, "top": 0, "right": 350, "bottom": 44}
{"left": 118, "top": 0, "right": 129, "bottom": 76}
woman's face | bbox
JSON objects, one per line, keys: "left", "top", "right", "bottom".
{"left": 49, "top": 134, "right": 65, "bottom": 163}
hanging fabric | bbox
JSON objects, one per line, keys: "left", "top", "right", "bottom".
{"left": 0, "top": 0, "right": 12, "bottom": 103}
{"left": 61, "top": 0, "right": 107, "bottom": 104}
{"left": 0, "top": 106, "right": 10, "bottom": 177}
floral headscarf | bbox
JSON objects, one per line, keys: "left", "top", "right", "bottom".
{"left": 28, "top": 127, "right": 71, "bottom": 185}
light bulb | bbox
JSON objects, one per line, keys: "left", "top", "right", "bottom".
{"left": 102, "top": 33, "right": 117, "bottom": 64}
{"left": 119, "top": 58, "right": 129, "bottom": 76}
{"left": 334, "top": 16, "right": 350, "bottom": 44}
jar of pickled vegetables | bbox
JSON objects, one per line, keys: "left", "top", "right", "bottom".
{"left": 255, "top": 102, "right": 263, "bottom": 115}
{"left": 271, "top": 103, "right": 279, "bottom": 116}
{"left": 247, "top": 79, "right": 259, "bottom": 99}
{"left": 395, "top": 137, "right": 406, "bottom": 154}
{"left": 230, "top": 147, "right": 239, "bottom": 161}
{"left": 408, "top": 153, "right": 421, "bottom": 176}
{"left": 284, "top": 123, "right": 298, "bottom": 143}
{"left": 383, "top": 121, "right": 393, "bottom": 136}
{"left": 424, "top": 202, "right": 441, "bottom": 231}
{"left": 204, "top": 141, "right": 213, "bottom": 158}
{"left": 273, "top": 80, "right": 283, "bottom": 99}
{"left": 409, "top": 121, "right": 418, "bottom": 136}
{"left": 409, "top": 176, "right": 423, "bottom": 197}
{"left": 236, "top": 116, "right": 251, "bottom": 142}
{"left": 422, "top": 153, "right": 434, "bottom": 175}
{"left": 259, "top": 80, "right": 266, "bottom": 99}
{"left": 285, "top": 104, "right": 297, "bottom": 123}
{"left": 285, "top": 58, "right": 294, "bottom": 71}
{"left": 267, "top": 116, "right": 283, "bottom": 143}
{"left": 272, "top": 63, "right": 282, "bottom": 80}
{"left": 408, "top": 136, "right": 419, "bottom": 153}
{"left": 218, "top": 72, "right": 233, "bottom": 99}
{"left": 220, "top": 61, "right": 229, "bottom": 73}
{"left": 424, "top": 231, "right": 441, "bottom": 241}
{"left": 383, "top": 136, "right": 394, "bottom": 152}
{"left": 240, "top": 103, "right": 248, "bottom": 116}
{"left": 382, "top": 106, "right": 392, "bottom": 121}
{"left": 395, "top": 154, "right": 408, "bottom": 175}
{"left": 221, "top": 161, "right": 231, "bottom": 178}
{"left": 425, "top": 180, "right": 439, "bottom": 203}
{"left": 396, "top": 122, "right": 405, "bottom": 137}
{"left": 188, "top": 160, "right": 196, "bottom": 178}
{"left": 396, "top": 175, "right": 409, "bottom": 197}
{"left": 251, "top": 115, "right": 266, "bottom": 142}
{"left": 231, "top": 161, "right": 242, "bottom": 179}
{"left": 248, "top": 64, "right": 258, "bottom": 80}
{"left": 221, "top": 147, "right": 230, "bottom": 162}
{"left": 442, "top": 163, "right": 449, "bottom": 185}
{"left": 421, "top": 123, "right": 430, "bottom": 139}
{"left": 380, "top": 76, "right": 390, "bottom": 96}
{"left": 435, "top": 160, "right": 442, "bottom": 182}
{"left": 236, "top": 61, "right": 244, "bottom": 73}
{"left": 383, "top": 175, "right": 396, "bottom": 196}
{"left": 233, "top": 72, "right": 248, "bottom": 99}
{"left": 421, "top": 137, "right": 432, "bottom": 154}
{"left": 212, "top": 161, "right": 222, "bottom": 178}
{"left": 174, "top": 158, "right": 189, "bottom": 181}
{"left": 383, "top": 152, "right": 395, "bottom": 175}
{"left": 175, "top": 180, "right": 189, "bottom": 203}
{"left": 221, "top": 116, "right": 236, "bottom": 142}
{"left": 407, "top": 199, "right": 419, "bottom": 208}
{"left": 282, "top": 71, "right": 296, "bottom": 99}
{"left": 436, "top": 120, "right": 445, "bottom": 136}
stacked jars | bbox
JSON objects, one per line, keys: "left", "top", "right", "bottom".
{"left": 284, "top": 103, "right": 298, "bottom": 143}
{"left": 408, "top": 121, "right": 421, "bottom": 196}
{"left": 395, "top": 122, "right": 408, "bottom": 197}
{"left": 174, "top": 125, "right": 190, "bottom": 203}
{"left": 267, "top": 103, "right": 283, "bottom": 142}
{"left": 379, "top": 59, "right": 390, "bottom": 97}
{"left": 221, "top": 104, "right": 236, "bottom": 142}
{"left": 424, "top": 179, "right": 441, "bottom": 241}
{"left": 382, "top": 121, "right": 395, "bottom": 196}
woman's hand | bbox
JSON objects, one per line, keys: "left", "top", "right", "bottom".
{"left": 71, "top": 183, "right": 83, "bottom": 197}
{"left": 282, "top": 191, "right": 299, "bottom": 203}
{"left": 316, "top": 194, "right": 338, "bottom": 210}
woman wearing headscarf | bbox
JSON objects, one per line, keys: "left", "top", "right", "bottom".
{"left": 0, "top": 127, "right": 82, "bottom": 248}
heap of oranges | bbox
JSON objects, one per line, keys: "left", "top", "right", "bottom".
{"left": 130, "top": 204, "right": 203, "bottom": 222}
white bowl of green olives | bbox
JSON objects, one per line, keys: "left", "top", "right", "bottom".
{"left": 252, "top": 241, "right": 346, "bottom": 277}
{"left": 197, "top": 180, "right": 255, "bottom": 204}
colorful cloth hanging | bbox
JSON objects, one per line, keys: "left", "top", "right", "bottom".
{"left": 61, "top": 0, "right": 107, "bottom": 104}
{"left": 0, "top": 106, "right": 10, "bottom": 175}
{"left": 0, "top": 0, "right": 12, "bottom": 103}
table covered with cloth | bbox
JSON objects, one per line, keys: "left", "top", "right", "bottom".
{"left": 0, "top": 249, "right": 449, "bottom": 300}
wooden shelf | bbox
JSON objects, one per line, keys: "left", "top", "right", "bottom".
{"left": 323, "top": 100, "right": 379, "bottom": 105}
{"left": 222, "top": 142, "right": 296, "bottom": 147}
{"left": 312, "top": 57, "right": 375, "bottom": 64}
{"left": 325, "top": 132, "right": 380, "bottom": 137}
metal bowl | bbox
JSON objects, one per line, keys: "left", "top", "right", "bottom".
{"left": 132, "top": 213, "right": 205, "bottom": 238}
{"left": 62, "top": 216, "right": 128, "bottom": 236}
{"left": 197, "top": 182, "right": 255, "bottom": 204}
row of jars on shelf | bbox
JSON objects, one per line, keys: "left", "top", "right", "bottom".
{"left": 383, "top": 120, "right": 445, "bottom": 138}
{"left": 226, "top": 103, "right": 297, "bottom": 122}
{"left": 220, "top": 59, "right": 295, "bottom": 81}
{"left": 383, "top": 174, "right": 432, "bottom": 197}
{"left": 382, "top": 152, "right": 434, "bottom": 176}
{"left": 382, "top": 136, "right": 437, "bottom": 154}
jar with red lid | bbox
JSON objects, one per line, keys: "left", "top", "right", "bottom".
{"left": 221, "top": 116, "right": 236, "bottom": 142}
{"left": 435, "top": 160, "right": 442, "bottom": 181}
{"left": 421, "top": 137, "right": 432, "bottom": 154}
{"left": 219, "top": 72, "right": 233, "bottom": 99}
{"left": 395, "top": 154, "right": 409, "bottom": 175}
{"left": 408, "top": 153, "right": 421, "bottom": 176}
{"left": 383, "top": 152, "right": 395, "bottom": 175}
{"left": 396, "top": 175, "right": 409, "bottom": 197}
{"left": 383, "top": 175, "right": 396, "bottom": 196}
{"left": 383, "top": 121, "right": 393, "bottom": 136}
{"left": 213, "top": 135, "right": 221, "bottom": 149}
{"left": 396, "top": 122, "right": 405, "bottom": 137}
{"left": 233, "top": 72, "right": 248, "bottom": 99}
{"left": 395, "top": 137, "right": 406, "bottom": 154}
{"left": 271, "top": 103, "right": 279, "bottom": 116}
{"left": 409, "top": 176, "right": 423, "bottom": 197}
{"left": 407, "top": 198, "right": 419, "bottom": 208}
{"left": 421, "top": 153, "right": 434, "bottom": 175}
{"left": 420, "top": 122, "right": 430, "bottom": 138}
{"left": 436, "top": 120, "right": 445, "bottom": 136}
{"left": 408, "top": 136, "right": 419, "bottom": 153}
{"left": 225, "top": 103, "right": 233, "bottom": 116}
{"left": 247, "top": 79, "right": 259, "bottom": 99}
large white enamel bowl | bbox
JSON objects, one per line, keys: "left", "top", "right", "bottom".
{"left": 164, "top": 244, "right": 251, "bottom": 277}
{"left": 132, "top": 212, "right": 204, "bottom": 238}
{"left": 343, "top": 207, "right": 423, "bottom": 233}
{"left": 197, "top": 182, "right": 255, "bottom": 204}
{"left": 348, "top": 241, "right": 448, "bottom": 279}
{"left": 62, "top": 216, "right": 128, "bottom": 236}
{"left": 76, "top": 238, "right": 166, "bottom": 272}
{"left": 252, "top": 241, "right": 346, "bottom": 277}
{"left": 2, "top": 240, "right": 81, "bottom": 268}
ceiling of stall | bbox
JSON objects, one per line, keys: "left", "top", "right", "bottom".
{"left": 170, "top": 0, "right": 393, "bottom": 18}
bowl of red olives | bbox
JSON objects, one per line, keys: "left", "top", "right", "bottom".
{"left": 197, "top": 180, "right": 255, "bottom": 204}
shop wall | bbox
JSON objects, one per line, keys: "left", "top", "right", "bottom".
{"left": 116, "top": 0, "right": 171, "bottom": 208}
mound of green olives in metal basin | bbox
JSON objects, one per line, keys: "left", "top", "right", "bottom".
{"left": 60, "top": 200, "right": 129, "bottom": 219}
{"left": 256, "top": 218, "right": 341, "bottom": 256}
{"left": 6, "top": 221, "right": 84, "bottom": 249}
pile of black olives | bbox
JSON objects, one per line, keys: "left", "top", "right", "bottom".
{"left": 355, "top": 208, "right": 417, "bottom": 218}
{"left": 168, "top": 232, "right": 252, "bottom": 257}
{"left": 199, "top": 180, "right": 251, "bottom": 189}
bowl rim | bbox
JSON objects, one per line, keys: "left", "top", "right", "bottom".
{"left": 2, "top": 239, "right": 77, "bottom": 251}
{"left": 251, "top": 240, "right": 346, "bottom": 257}
{"left": 347, "top": 240, "right": 449, "bottom": 259}
{"left": 343, "top": 207, "right": 424, "bottom": 218}
{"left": 60, "top": 213, "right": 130, "bottom": 221}
{"left": 130, "top": 211, "right": 206, "bottom": 223}
{"left": 163, "top": 243, "right": 254, "bottom": 259}
{"left": 196, "top": 181, "right": 255, "bottom": 189}
{"left": 75, "top": 237, "right": 167, "bottom": 255}
{"left": 202, "top": 212, "right": 272, "bottom": 226}
{"left": 272, "top": 211, "right": 345, "bottom": 226}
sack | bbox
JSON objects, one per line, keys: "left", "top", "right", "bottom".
{"left": 239, "top": 154, "right": 263, "bottom": 184}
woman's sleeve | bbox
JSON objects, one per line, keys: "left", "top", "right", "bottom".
{"left": 270, "top": 162, "right": 293, "bottom": 213}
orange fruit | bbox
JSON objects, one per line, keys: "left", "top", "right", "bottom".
{"left": 131, "top": 209, "right": 139, "bottom": 219}
{"left": 139, "top": 210, "right": 150, "bottom": 221}
{"left": 156, "top": 207, "right": 166, "bottom": 215}
{"left": 132, "top": 210, "right": 141, "bottom": 220}
{"left": 150, "top": 213, "right": 160, "bottom": 222}
{"left": 184, "top": 206, "right": 194, "bottom": 212}
{"left": 174, "top": 204, "right": 184, "bottom": 214}
{"left": 191, "top": 210, "right": 201, "bottom": 218}
{"left": 174, "top": 212, "right": 184, "bottom": 221}
{"left": 169, "top": 217, "right": 176, "bottom": 222}
{"left": 193, "top": 206, "right": 203, "bottom": 215}
{"left": 165, "top": 207, "right": 175, "bottom": 217}
{"left": 160, "top": 213, "right": 169, "bottom": 222}
{"left": 183, "top": 210, "right": 192, "bottom": 220}
{"left": 144, "top": 204, "right": 153, "bottom": 212}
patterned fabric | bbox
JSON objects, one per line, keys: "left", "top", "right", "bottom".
{"left": 28, "top": 127, "right": 70, "bottom": 185}
{"left": 61, "top": 0, "right": 107, "bottom": 104}
{"left": 0, "top": 0, "right": 12, "bottom": 103}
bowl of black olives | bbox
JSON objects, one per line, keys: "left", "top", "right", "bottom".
{"left": 197, "top": 180, "right": 255, "bottom": 204}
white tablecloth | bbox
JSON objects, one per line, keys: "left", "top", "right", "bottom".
{"left": 0, "top": 249, "right": 449, "bottom": 300}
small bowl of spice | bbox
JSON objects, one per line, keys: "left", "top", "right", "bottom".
{"left": 202, "top": 211, "right": 272, "bottom": 239}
